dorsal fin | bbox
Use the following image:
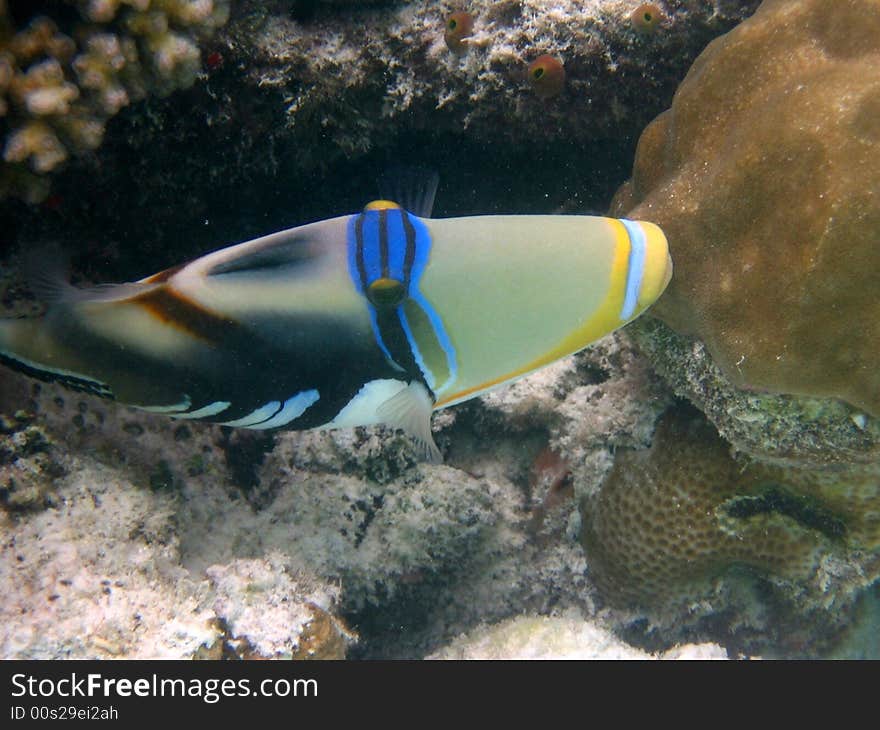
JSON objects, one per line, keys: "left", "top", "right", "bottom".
{"left": 377, "top": 166, "right": 439, "bottom": 218}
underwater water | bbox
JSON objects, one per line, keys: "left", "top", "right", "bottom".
{"left": 1, "top": 0, "right": 878, "bottom": 661}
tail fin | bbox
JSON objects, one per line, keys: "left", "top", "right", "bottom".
{"left": 22, "top": 245, "right": 155, "bottom": 306}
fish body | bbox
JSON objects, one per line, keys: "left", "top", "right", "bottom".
{"left": 0, "top": 202, "right": 671, "bottom": 459}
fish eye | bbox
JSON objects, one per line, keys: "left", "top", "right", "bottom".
{"left": 367, "top": 277, "right": 406, "bottom": 306}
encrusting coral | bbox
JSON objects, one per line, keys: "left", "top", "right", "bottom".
{"left": 0, "top": 0, "right": 229, "bottom": 202}
{"left": 612, "top": 0, "right": 880, "bottom": 418}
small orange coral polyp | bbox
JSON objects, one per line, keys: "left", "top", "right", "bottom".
{"left": 444, "top": 12, "right": 474, "bottom": 53}
{"left": 527, "top": 55, "right": 565, "bottom": 99}
{"left": 631, "top": 3, "right": 665, "bottom": 34}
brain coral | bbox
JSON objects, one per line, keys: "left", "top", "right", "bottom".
{"left": 581, "top": 404, "right": 880, "bottom": 647}
{"left": 611, "top": 0, "right": 880, "bottom": 417}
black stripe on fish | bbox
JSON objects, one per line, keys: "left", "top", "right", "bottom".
{"left": 354, "top": 213, "right": 369, "bottom": 292}
{"left": 401, "top": 208, "right": 417, "bottom": 292}
{"left": 379, "top": 208, "right": 390, "bottom": 279}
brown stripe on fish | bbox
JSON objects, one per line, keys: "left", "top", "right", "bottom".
{"left": 132, "top": 287, "right": 239, "bottom": 344}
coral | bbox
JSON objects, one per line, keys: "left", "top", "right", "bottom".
{"left": 429, "top": 614, "right": 730, "bottom": 659}
{"left": 612, "top": 0, "right": 880, "bottom": 417}
{"left": 526, "top": 54, "right": 565, "bottom": 99}
{"left": 252, "top": 438, "right": 500, "bottom": 608}
{"left": 0, "top": 0, "right": 230, "bottom": 202}
{"left": 0, "top": 458, "right": 222, "bottom": 658}
{"left": 0, "top": 380, "right": 356, "bottom": 659}
{"left": 580, "top": 405, "right": 880, "bottom": 652}
{"left": 630, "top": 3, "right": 665, "bottom": 34}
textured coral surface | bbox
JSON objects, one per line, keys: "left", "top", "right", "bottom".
{"left": 628, "top": 318, "right": 880, "bottom": 468}
{"left": 612, "top": 0, "right": 880, "bottom": 416}
{"left": 429, "top": 614, "right": 728, "bottom": 659}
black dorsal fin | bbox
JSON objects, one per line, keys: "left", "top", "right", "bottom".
{"left": 377, "top": 166, "right": 439, "bottom": 218}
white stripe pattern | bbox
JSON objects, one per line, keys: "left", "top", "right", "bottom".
{"left": 172, "top": 401, "right": 232, "bottom": 419}
{"left": 220, "top": 400, "right": 282, "bottom": 427}
{"left": 248, "top": 390, "right": 320, "bottom": 430}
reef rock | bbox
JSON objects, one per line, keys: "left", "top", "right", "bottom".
{"left": 429, "top": 614, "right": 730, "bottom": 660}
{"left": 612, "top": 0, "right": 880, "bottom": 420}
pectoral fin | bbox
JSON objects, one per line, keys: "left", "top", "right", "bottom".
{"left": 377, "top": 380, "right": 442, "bottom": 463}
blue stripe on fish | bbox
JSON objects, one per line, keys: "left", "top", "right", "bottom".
{"left": 348, "top": 203, "right": 456, "bottom": 396}
{"left": 249, "top": 390, "right": 320, "bottom": 430}
{"left": 385, "top": 209, "right": 408, "bottom": 282}
{"left": 620, "top": 218, "right": 647, "bottom": 321}
{"left": 361, "top": 212, "right": 384, "bottom": 284}
{"left": 405, "top": 212, "right": 431, "bottom": 294}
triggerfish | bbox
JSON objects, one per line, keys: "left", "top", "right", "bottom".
{"left": 0, "top": 178, "right": 671, "bottom": 461}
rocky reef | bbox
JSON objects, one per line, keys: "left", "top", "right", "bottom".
{"left": 0, "top": 0, "right": 758, "bottom": 276}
